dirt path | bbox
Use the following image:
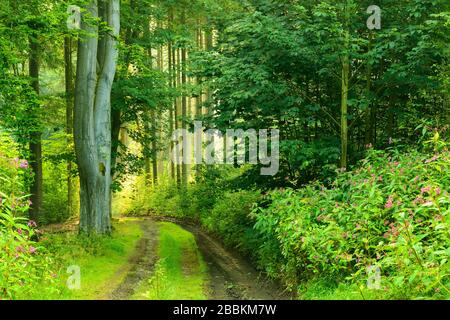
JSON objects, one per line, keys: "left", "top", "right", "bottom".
{"left": 108, "top": 217, "right": 291, "bottom": 300}
{"left": 183, "top": 225, "right": 291, "bottom": 300}
{"left": 154, "top": 217, "right": 292, "bottom": 300}
{"left": 109, "top": 219, "right": 159, "bottom": 300}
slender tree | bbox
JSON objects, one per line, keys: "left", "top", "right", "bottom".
{"left": 28, "top": 31, "right": 42, "bottom": 221}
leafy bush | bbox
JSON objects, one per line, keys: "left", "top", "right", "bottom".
{"left": 251, "top": 136, "right": 450, "bottom": 298}
{"left": 0, "top": 133, "right": 32, "bottom": 199}
{"left": 201, "top": 189, "right": 261, "bottom": 254}
{"left": 0, "top": 177, "right": 60, "bottom": 299}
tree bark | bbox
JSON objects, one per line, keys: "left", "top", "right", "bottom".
{"left": 28, "top": 35, "right": 42, "bottom": 222}
{"left": 168, "top": 38, "right": 176, "bottom": 181}
{"left": 364, "top": 32, "right": 374, "bottom": 146}
{"left": 181, "top": 12, "right": 188, "bottom": 187}
{"left": 340, "top": 4, "right": 350, "bottom": 170}
{"left": 64, "top": 36, "right": 74, "bottom": 217}
{"left": 74, "top": 0, "right": 120, "bottom": 234}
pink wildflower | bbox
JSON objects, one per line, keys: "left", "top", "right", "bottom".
{"left": 28, "top": 220, "right": 37, "bottom": 228}
{"left": 421, "top": 186, "right": 431, "bottom": 194}
{"left": 385, "top": 196, "right": 394, "bottom": 209}
{"left": 19, "top": 160, "right": 28, "bottom": 169}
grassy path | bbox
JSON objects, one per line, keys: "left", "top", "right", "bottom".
{"left": 131, "top": 222, "right": 208, "bottom": 300}
{"left": 41, "top": 217, "right": 289, "bottom": 300}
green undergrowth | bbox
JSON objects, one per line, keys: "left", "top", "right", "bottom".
{"left": 34, "top": 219, "right": 143, "bottom": 300}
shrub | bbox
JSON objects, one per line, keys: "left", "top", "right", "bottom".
{"left": 202, "top": 190, "right": 261, "bottom": 254}
{"left": 252, "top": 140, "right": 450, "bottom": 298}
{"left": 0, "top": 177, "right": 60, "bottom": 299}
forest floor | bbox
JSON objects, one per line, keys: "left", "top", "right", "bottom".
{"left": 54, "top": 217, "right": 291, "bottom": 300}
{"left": 43, "top": 216, "right": 290, "bottom": 299}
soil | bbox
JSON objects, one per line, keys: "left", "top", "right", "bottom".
{"left": 152, "top": 216, "right": 292, "bottom": 300}
{"left": 109, "top": 219, "right": 159, "bottom": 300}
{"left": 180, "top": 222, "right": 292, "bottom": 300}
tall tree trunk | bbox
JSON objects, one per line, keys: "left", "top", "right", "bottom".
{"left": 175, "top": 48, "right": 181, "bottom": 186}
{"left": 74, "top": 0, "right": 120, "bottom": 234}
{"left": 340, "top": 4, "right": 350, "bottom": 170}
{"left": 181, "top": 12, "right": 188, "bottom": 187}
{"left": 64, "top": 36, "right": 74, "bottom": 217}
{"left": 28, "top": 35, "right": 42, "bottom": 222}
{"left": 168, "top": 38, "right": 175, "bottom": 181}
{"left": 364, "top": 32, "right": 374, "bottom": 146}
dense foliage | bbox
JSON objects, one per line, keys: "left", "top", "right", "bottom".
{"left": 0, "top": 0, "right": 449, "bottom": 300}
{"left": 131, "top": 131, "right": 449, "bottom": 299}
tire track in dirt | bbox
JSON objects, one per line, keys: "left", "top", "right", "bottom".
{"left": 156, "top": 217, "right": 292, "bottom": 300}
{"left": 109, "top": 217, "right": 291, "bottom": 300}
{"left": 109, "top": 218, "right": 159, "bottom": 300}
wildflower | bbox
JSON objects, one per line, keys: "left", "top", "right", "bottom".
{"left": 425, "top": 155, "right": 439, "bottom": 164}
{"left": 435, "top": 187, "right": 441, "bottom": 196}
{"left": 19, "top": 160, "right": 28, "bottom": 169}
{"left": 29, "top": 246, "right": 37, "bottom": 254}
{"left": 16, "top": 245, "right": 24, "bottom": 253}
{"left": 17, "top": 228, "right": 22, "bottom": 235}
{"left": 385, "top": 196, "right": 394, "bottom": 209}
{"left": 421, "top": 186, "right": 431, "bottom": 194}
{"left": 28, "top": 220, "right": 37, "bottom": 228}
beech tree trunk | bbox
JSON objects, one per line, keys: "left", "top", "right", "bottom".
{"left": 74, "top": 0, "right": 120, "bottom": 234}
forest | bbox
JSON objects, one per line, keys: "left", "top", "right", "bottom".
{"left": 0, "top": 0, "right": 449, "bottom": 301}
